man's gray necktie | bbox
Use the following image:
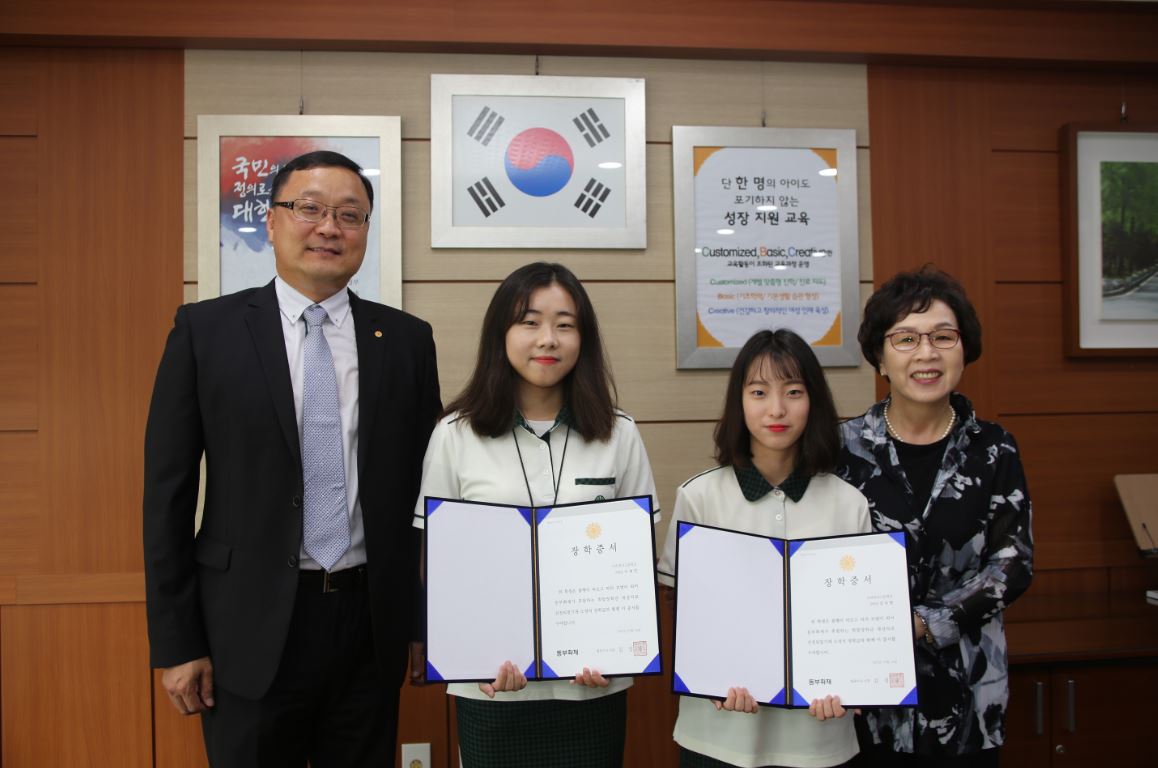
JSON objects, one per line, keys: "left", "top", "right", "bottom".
{"left": 301, "top": 304, "right": 350, "bottom": 571}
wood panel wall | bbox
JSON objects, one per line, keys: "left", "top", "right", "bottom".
{"left": 1, "top": 4, "right": 1156, "bottom": 765}
{"left": 0, "top": 47, "right": 183, "bottom": 766}
{"left": 867, "top": 65, "right": 1158, "bottom": 620}
{"left": 3, "top": 0, "right": 1158, "bottom": 67}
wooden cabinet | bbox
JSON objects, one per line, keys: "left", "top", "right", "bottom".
{"left": 1006, "top": 660, "right": 1158, "bottom": 766}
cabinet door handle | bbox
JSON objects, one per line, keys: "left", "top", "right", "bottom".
{"left": 1034, "top": 681, "right": 1044, "bottom": 736}
{"left": 1066, "top": 678, "right": 1076, "bottom": 733}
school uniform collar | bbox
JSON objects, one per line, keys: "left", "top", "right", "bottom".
{"left": 732, "top": 463, "right": 810, "bottom": 503}
{"left": 514, "top": 405, "right": 575, "bottom": 439}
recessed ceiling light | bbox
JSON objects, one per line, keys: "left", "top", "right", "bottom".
{"left": 597, "top": 161, "right": 623, "bottom": 170}
{"left": 819, "top": 168, "right": 838, "bottom": 177}
{"left": 716, "top": 228, "right": 735, "bottom": 235}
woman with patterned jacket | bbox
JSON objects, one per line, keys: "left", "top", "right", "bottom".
{"left": 836, "top": 266, "right": 1033, "bottom": 768}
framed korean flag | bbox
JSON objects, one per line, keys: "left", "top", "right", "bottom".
{"left": 431, "top": 74, "right": 646, "bottom": 249}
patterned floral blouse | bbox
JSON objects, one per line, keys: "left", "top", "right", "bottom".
{"left": 836, "top": 393, "right": 1034, "bottom": 756}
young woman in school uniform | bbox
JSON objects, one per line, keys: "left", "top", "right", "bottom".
{"left": 414, "top": 261, "right": 658, "bottom": 768}
{"left": 658, "top": 328, "right": 870, "bottom": 768}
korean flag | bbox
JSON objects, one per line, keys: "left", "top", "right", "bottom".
{"left": 451, "top": 95, "right": 627, "bottom": 228}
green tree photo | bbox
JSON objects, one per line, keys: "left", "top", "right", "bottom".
{"left": 1101, "top": 160, "right": 1158, "bottom": 296}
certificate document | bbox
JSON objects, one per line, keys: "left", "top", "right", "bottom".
{"left": 673, "top": 525, "right": 916, "bottom": 708}
{"left": 424, "top": 495, "right": 660, "bottom": 683}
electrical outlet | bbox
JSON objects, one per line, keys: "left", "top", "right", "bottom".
{"left": 400, "top": 742, "right": 431, "bottom": 768}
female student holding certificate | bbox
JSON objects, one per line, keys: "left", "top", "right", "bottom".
{"left": 414, "top": 262, "right": 658, "bottom": 768}
{"left": 837, "top": 266, "right": 1033, "bottom": 767}
{"left": 658, "top": 329, "right": 870, "bottom": 768}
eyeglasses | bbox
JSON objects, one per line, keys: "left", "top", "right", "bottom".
{"left": 272, "top": 199, "right": 370, "bottom": 230}
{"left": 885, "top": 328, "right": 961, "bottom": 352}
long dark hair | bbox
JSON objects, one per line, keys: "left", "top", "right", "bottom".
{"left": 445, "top": 262, "right": 617, "bottom": 441}
{"left": 713, "top": 329, "right": 840, "bottom": 478}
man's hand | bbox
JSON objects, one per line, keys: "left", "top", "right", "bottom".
{"left": 409, "top": 641, "right": 425, "bottom": 686}
{"left": 162, "top": 657, "right": 215, "bottom": 715}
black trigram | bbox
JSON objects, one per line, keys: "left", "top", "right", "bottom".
{"left": 466, "top": 106, "right": 505, "bottom": 146}
{"left": 466, "top": 177, "right": 506, "bottom": 217}
{"left": 574, "top": 179, "right": 610, "bottom": 218}
{"left": 573, "top": 108, "right": 611, "bottom": 147}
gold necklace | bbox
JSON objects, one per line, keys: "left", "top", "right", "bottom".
{"left": 883, "top": 401, "right": 955, "bottom": 443}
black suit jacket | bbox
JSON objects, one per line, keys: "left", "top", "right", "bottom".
{"left": 143, "top": 280, "right": 440, "bottom": 699}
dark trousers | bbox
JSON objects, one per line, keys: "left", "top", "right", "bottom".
{"left": 200, "top": 585, "right": 398, "bottom": 768}
{"left": 853, "top": 744, "right": 1000, "bottom": 768}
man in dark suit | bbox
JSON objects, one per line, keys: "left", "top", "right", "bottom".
{"left": 143, "top": 150, "right": 440, "bottom": 766}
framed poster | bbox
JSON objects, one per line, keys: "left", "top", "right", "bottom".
{"left": 673, "top": 126, "right": 860, "bottom": 368}
{"left": 430, "top": 74, "right": 646, "bottom": 249}
{"left": 197, "top": 115, "right": 401, "bottom": 307}
{"left": 1062, "top": 124, "right": 1158, "bottom": 357}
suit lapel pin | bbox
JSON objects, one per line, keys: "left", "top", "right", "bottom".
{"left": 374, "top": 330, "right": 383, "bottom": 338}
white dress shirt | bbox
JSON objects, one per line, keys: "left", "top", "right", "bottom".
{"left": 275, "top": 276, "right": 366, "bottom": 570}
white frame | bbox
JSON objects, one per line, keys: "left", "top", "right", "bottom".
{"left": 1071, "top": 128, "right": 1158, "bottom": 354}
{"left": 430, "top": 74, "right": 646, "bottom": 249}
{"left": 673, "top": 126, "right": 861, "bottom": 368}
{"left": 197, "top": 115, "right": 402, "bottom": 307}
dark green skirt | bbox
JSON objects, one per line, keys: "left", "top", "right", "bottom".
{"left": 456, "top": 691, "right": 627, "bottom": 768}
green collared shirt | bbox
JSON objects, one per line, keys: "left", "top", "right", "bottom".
{"left": 732, "top": 463, "right": 811, "bottom": 503}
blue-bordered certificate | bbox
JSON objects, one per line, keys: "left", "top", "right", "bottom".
{"left": 673, "top": 527, "right": 917, "bottom": 708}
{"left": 424, "top": 495, "right": 661, "bottom": 683}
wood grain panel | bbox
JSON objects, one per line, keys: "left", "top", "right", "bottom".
{"left": 867, "top": 65, "right": 997, "bottom": 418}
{"left": 540, "top": 56, "right": 764, "bottom": 143}
{"left": 992, "top": 283, "right": 1158, "bottom": 416}
{"left": 184, "top": 138, "right": 196, "bottom": 283}
{"left": 38, "top": 49, "right": 183, "bottom": 574}
{"left": 0, "top": 285, "right": 38, "bottom": 430}
{"left": 989, "top": 72, "right": 1158, "bottom": 152}
{"left": 762, "top": 61, "right": 870, "bottom": 147}
{"left": 11, "top": 572, "right": 144, "bottom": 605}
{"left": 638, "top": 422, "right": 717, "bottom": 540}
{"left": 1003, "top": 413, "right": 1158, "bottom": 546}
{"left": 303, "top": 51, "right": 532, "bottom": 140}
{"left": 0, "top": 49, "right": 38, "bottom": 135}
{"left": 624, "top": 588, "right": 678, "bottom": 767}
{"left": 183, "top": 49, "right": 304, "bottom": 137}
{"left": 397, "top": 676, "right": 450, "bottom": 768}
{"left": 0, "top": 138, "right": 38, "bottom": 283}
{"left": 5, "top": 1, "right": 1158, "bottom": 66}
{"left": 989, "top": 151, "right": 1060, "bottom": 283}
{"left": 152, "top": 669, "right": 207, "bottom": 768}
{"left": 1, "top": 603, "right": 151, "bottom": 767}
{"left": 0, "top": 432, "right": 39, "bottom": 574}
{"left": 1035, "top": 539, "right": 1146, "bottom": 571}
{"left": 403, "top": 281, "right": 876, "bottom": 425}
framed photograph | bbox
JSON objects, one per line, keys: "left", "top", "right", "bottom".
{"left": 673, "top": 126, "right": 860, "bottom": 368}
{"left": 1062, "top": 124, "right": 1158, "bottom": 357}
{"left": 197, "top": 115, "right": 401, "bottom": 307}
{"left": 430, "top": 74, "right": 646, "bottom": 249}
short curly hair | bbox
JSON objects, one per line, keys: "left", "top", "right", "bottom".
{"left": 858, "top": 265, "right": 982, "bottom": 371}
